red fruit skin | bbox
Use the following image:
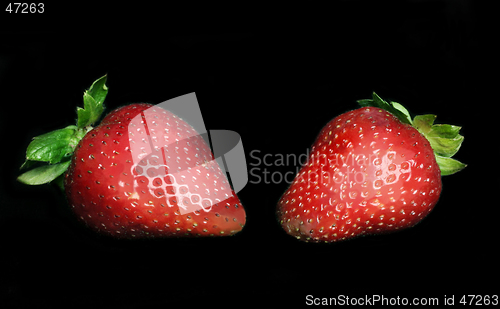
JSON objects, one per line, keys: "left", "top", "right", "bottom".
{"left": 65, "top": 104, "right": 246, "bottom": 239}
{"left": 99, "top": 103, "right": 153, "bottom": 126}
{"left": 277, "top": 107, "right": 442, "bottom": 243}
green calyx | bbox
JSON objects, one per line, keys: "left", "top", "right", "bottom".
{"left": 357, "top": 92, "right": 466, "bottom": 176}
{"left": 18, "top": 75, "right": 108, "bottom": 188}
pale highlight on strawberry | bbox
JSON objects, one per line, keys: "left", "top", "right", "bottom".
{"left": 127, "top": 106, "right": 227, "bottom": 215}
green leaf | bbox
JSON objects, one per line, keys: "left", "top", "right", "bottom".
{"left": 17, "top": 161, "right": 71, "bottom": 185}
{"left": 357, "top": 92, "right": 413, "bottom": 125}
{"left": 435, "top": 155, "right": 467, "bottom": 176}
{"left": 390, "top": 101, "right": 413, "bottom": 126}
{"left": 26, "top": 126, "right": 77, "bottom": 164}
{"left": 88, "top": 74, "right": 108, "bottom": 106}
{"left": 414, "top": 114, "right": 465, "bottom": 158}
{"left": 77, "top": 75, "right": 107, "bottom": 128}
{"left": 413, "top": 114, "right": 436, "bottom": 134}
{"left": 426, "top": 124, "right": 462, "bottom": 139}
{"left": 77, "top": 93, "right": 95, "bottom": 128}
{"left": 427, "top": 135, "right": 464, "bottom": 158}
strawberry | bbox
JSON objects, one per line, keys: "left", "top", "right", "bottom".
{"left": 277, "top": 93, "right": 465, "bottom": 243}
{"left": 18, "top": 75, "right": 246, "bottom": 239}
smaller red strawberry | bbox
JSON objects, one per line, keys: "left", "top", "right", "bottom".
{"left": 277, "top": 93, "right": 465, "bottom": 243}
{"left": 18, "top": 75, "right": 246, "bottom": 239}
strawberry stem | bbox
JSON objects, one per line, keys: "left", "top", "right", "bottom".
{"left": 18, "top": 75, "right": 108, "bottom": 186}
{"left": 357, "top": 92, "right": 466, "bottom": 176}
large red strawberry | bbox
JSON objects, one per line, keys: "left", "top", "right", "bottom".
{"left": 277, "top": 93, "right": 465, "bottom": 243}
{"left": 18, "top": 75, "right": 246, "bottom": 239}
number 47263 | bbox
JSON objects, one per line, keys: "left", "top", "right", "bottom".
{"left": 5, "top": 3, "right": 44, "bottom": 13}
{"left": 460, "top": 295, "right": 499, "bottom": 306}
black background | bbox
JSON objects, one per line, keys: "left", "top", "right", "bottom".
{"left": 1, "top": 1, "right": 495, "bottom": 308}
